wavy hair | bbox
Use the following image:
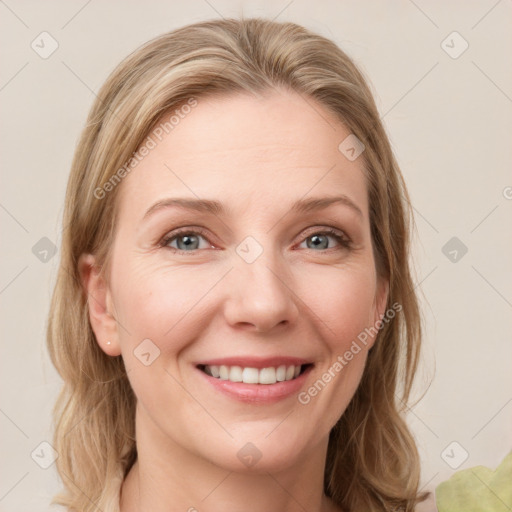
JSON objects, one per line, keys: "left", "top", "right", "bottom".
{"left": 47, "top": 17, "right": 427, "bottom": 511}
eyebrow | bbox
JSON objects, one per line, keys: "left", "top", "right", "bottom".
{"left": 142, "top": 195, "right": 363, "bottom": 220}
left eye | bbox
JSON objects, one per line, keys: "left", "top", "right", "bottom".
{"left": 298, "top": 230, "right": 350, "bottom": 251}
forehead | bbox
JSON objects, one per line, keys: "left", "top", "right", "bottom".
{"left": 115, "top": 89, "right": 368, "bottom": 222}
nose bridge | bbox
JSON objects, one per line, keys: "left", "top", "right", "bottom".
{"left": 223, "top": 236, "right": 299, "bottom": 332}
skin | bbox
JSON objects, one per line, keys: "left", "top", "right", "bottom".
{"left": 79, "top": 88, "right": 388, "bottom": 512}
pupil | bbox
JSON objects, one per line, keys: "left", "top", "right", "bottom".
{"left": 308, "top": 234, "right": 328, "bottom": 250}
{"left": 178, "top": 235, "right": 198, "bottom": 250}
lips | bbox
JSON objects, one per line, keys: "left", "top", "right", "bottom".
{"left": 195, "top": 357, "right": 313, "bottom": 402}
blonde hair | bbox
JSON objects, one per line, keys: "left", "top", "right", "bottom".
{"left": 47, "top": 17, "right": 427, "bottom": 511}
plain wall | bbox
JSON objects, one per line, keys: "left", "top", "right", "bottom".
{"left": 1, "top": 0, "right": 511, "bottom": 509}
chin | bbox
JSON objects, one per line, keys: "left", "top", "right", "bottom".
{"left": 194, "top": 430, "right": 317, "bottom": 475}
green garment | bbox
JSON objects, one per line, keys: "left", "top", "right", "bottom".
{"left": 436, "top": 451, "right": 512, "bottom": 512}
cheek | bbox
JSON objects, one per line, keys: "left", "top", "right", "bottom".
{"left": 110, "top": 256, "right": 216, "bottom": 360}
{"left": 294, "top": 267, "right": 377, "bottom": 431}
{"left": 304, "top": 262, "right": 378, "bottom": 349}
{"left": 110, "top": 261, "right": 221, "bottom": 410}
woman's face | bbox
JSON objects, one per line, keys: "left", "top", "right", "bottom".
{"left": 90, "top": 89, "right": 388, "bottom": 472}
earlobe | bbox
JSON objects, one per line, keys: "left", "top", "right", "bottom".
{"left": 78, "top": 253, "right": 121, "bottom": 356}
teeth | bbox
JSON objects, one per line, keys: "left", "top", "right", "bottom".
{"left": 219, "top": 365, "right": 229, "bottom": 380}
{"left": 242, "top": 367, "right": 259, "bottom": 384}
{"left": 204, "top": 364, "right": 303, "bottom": 384}
{"left": 259, "top": 367, "right": 276, "bottom": 385}
{"left": 229, "top": 366, "right": 243, "bottom": 382}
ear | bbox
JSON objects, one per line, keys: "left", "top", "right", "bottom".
{"left": 78, "top": 253, "right": 121, "bottom": 356}
{"left": 368, "top": 275, "right": 390, "bottom": 349}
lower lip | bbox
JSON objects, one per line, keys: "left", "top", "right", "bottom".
{"left": 196, "top": 365, "right": 313, "bottom": 404}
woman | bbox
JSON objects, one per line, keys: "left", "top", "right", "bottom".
{"left": 47, "top": 18, "right": 428, "bottom": 511}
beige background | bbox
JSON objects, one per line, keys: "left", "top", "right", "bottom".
{"left": 1, "top": 1, "right": 511, "bottom": 510}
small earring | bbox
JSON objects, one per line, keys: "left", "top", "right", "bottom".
{"left": 106, "top": 341, "right": 111, "bottom": 345}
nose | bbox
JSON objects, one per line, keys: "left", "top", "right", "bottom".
{"left": 223, "top": 248, "right": 300, "bottom": 333}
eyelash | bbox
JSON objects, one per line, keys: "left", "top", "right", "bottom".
{"left": 159, "top": 226, "right": 352, "bottom": 254}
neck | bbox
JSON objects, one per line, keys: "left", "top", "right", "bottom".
{"left": 120, "top": 405, "right": 338, "bottom": 512}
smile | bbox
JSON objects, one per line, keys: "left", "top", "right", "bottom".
{"left": 199, "top": 364, "right": 309, "bottom": 384}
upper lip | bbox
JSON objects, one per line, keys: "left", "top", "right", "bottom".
{"left": 196, "top": 356, "right": 312, "bottom": 369}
